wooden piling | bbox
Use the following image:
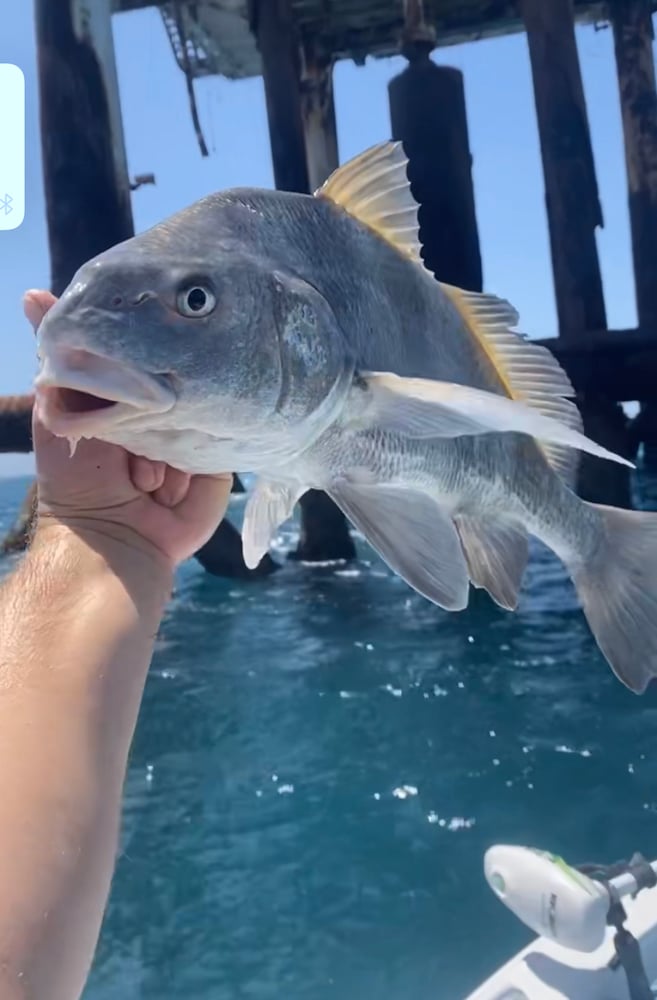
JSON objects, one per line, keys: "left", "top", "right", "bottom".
{"left": 300, "top": 44, "right": 339, "bottom": 193}
{"left": 34, "top": 0, "right": 134, "bottom": 295}
{"left": 610, "top": 0, "right": 657, "bottom": 468}
{"left": 518, "top": 0, "right": 635, "bottom": 504}
{"left": 388, "top": 49, "right": 482, "bottom": 291}
{"left": 610, "top": 0, "right": 657, "bottom": 331}
{"left": 252, "top": 0, "right": 309, "bottom": 194}
{"left": 518, "top": 0, "right": 607, "bottom": 338}
{"left": 252, "top": 0, "right": 356, "bottom": 563}
{"left": 195, "top": 521, "right": 279, "bottom": 578}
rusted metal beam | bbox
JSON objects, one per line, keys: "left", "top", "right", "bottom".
{"left": 117, "top": 1, "right": 657, "bottom": 75}
{"left": 519, "top": 0, "right": 607, "bottom": 338}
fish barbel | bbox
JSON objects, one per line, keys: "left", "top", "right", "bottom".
{"left": 34, "top": 142, "right": 657, "bottom": 692}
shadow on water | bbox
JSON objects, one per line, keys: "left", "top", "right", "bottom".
{"left": 2, "top": 475, "right": 657, "bottom": 999}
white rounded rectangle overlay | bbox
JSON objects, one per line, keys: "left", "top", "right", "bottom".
{"left": 0, "top": 64, "right": 25, "bottom": 231}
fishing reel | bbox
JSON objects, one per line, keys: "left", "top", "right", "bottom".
{"left": 484, "top": 844, "right": 657, "bottom": 999}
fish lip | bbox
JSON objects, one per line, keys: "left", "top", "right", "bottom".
{"left": 34, "top": 347, "right": 176, "bottom": 438}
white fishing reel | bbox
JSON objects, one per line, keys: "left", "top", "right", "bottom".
{"left": 484, "top": 844, "right": 657, "bottom": 954}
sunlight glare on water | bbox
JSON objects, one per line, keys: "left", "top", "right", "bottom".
{"left": 2, "top": 473, "right": 657, "bottom": 1000}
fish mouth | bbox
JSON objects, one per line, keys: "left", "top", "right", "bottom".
{"left": 34, "top": 347, "right": 176, "bottom": 438}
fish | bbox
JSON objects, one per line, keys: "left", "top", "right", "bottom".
{"left": 33, "top": 141, "right": 657, "bottom": 693}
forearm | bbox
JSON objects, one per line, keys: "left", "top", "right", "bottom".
{"left": 0, "top": 524, "right": 171, "bottom": 999}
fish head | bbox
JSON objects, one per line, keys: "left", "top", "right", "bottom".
{"left": 34, "top": 217, "right": 352, "bottom": 470}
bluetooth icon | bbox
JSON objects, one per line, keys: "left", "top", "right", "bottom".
{"left": 0, "top": 193, "right": 13, "bottom": 216}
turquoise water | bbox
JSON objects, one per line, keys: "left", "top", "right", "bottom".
{"left": 2, "top": 473, "right": 657, "bottom": 999}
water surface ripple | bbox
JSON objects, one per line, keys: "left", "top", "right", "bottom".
{"left": 2, "top": 475, "right": 656, "bottom": 999}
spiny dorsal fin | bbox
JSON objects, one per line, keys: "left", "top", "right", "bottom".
{"left": 316, "top": 141, "right": 423, "bottom": 263}
{"left": 317, "top": 143, "right": 581, "bottom": 486}
{"left": 439, "top": 284, "right": 583, "bottom": 486}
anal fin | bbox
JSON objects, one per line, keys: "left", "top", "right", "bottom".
{"left": 328, "top": 480, "right": 470, "bottom": 611}
{"left": 454, "top": 515, "right": 529, "bottom": 611}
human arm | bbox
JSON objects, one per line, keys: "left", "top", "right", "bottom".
{"left": 0, "top": 291, "right": 231, "bottom": 999}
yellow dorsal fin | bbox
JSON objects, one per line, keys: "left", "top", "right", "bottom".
{"left": 316, "top": 141, "right": 423, "bottom": 263}
{"left": 318, "top": 142, "right": 581, "bottom": 485}
{"left": 440, "top": 284, "right": 583, "bottom": 486}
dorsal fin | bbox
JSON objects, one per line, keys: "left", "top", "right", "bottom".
{"left": 316, "top": 141, "right": 423, "bottom": 263}
{"left": 317, "top": 142, "right": 581, "bottom": 486}
{"left": 439, "top": 284, "right": 583, "bottom": 486}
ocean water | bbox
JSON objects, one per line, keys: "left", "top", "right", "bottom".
{"left": 2, "top": 472, "right": 657, "bottom": 999}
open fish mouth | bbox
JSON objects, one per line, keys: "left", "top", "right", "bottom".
{"left": 34, "top": 347, "right": 176, "bottom": 438}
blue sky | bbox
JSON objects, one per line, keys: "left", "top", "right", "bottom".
{"left": 0, "top": 5, "right": 648, "bottom": 476}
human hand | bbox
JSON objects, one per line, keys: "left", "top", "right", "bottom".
{"left": 26, "top": 289, "right": 232, "bottom": 572}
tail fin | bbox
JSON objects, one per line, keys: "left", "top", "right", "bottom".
{"left": 570, "top": 503, "right": 657, "bottom": 693}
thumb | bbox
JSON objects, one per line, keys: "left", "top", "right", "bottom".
{"left": 24, "top": 289, "right": 58, "bottom": 333}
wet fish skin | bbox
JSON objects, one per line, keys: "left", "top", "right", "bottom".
{"left": 34, "top": 143, "right": 657, "bottom": 693}
{"left": 288, "top": 412, "right": 594, "bottom": 575}
{"left": 37, "top": 234, "right": 355, "bottom": 470}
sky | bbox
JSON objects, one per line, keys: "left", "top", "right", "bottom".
{"left": 0, "top": 4, "right": 648, "bottom": 476}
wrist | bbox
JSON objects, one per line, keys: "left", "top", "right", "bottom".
{"left": 31, "top": 518, "right": 174, "bottom": 612}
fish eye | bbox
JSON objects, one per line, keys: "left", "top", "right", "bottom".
{"left": 176, "top": 284, "right": 216, "bottom": 318}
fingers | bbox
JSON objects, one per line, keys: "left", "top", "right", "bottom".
{"left": 152, "top": 465, "right": 192, "bottom": 508}
{"left": 178, "top": 472, "right": 233, "bottom": 526}
{"left": 129, "top": 455, "right": 167, "bottom": 494}
{"left": 24, "top": 289, "right": 58, "bottom": 333}
{"left": 133, "top": 456, "right": 232, "bottom": 525}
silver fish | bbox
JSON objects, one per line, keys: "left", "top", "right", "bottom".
{"left": 34, "top": 142, "right": 657, "bottom": 693}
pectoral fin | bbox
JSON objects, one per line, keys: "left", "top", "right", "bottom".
{"left": 328, "top": 480, "right": 470, "bottom": 611}
{"left": 242, "top": 479, "right": 304, "bottom": 569}
{"left": 454, "top": 515, "right": 529, "bottom": 611}
{"left": 352, "top": 372, "right": 633, "bottom": 469}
